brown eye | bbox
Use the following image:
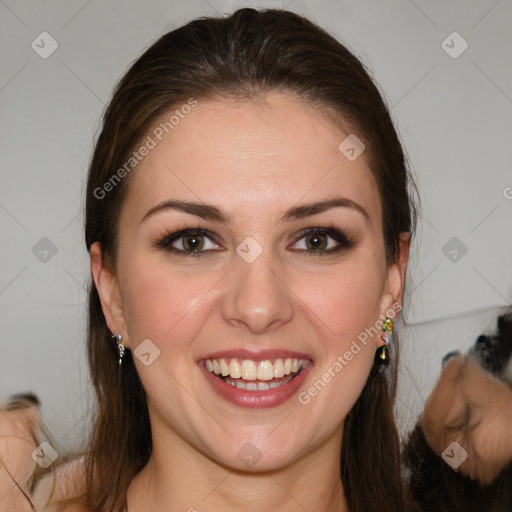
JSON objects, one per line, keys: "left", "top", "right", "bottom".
{"left": 181, "top": 234, "right": 205, "bottom": 251}
{"left": 156, "top": 229, "right": 222, "bottom": 257}
{"left": 291, "top": 227, "right": 355, "bottom": 257}
{"left": 304, "top": 233, "right": 328, "bottom": 251}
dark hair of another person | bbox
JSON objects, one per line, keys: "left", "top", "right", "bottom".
{"left": 403, "top": 423, "right": 512, "bottom": 512}
{"left": 403, "top": 310, "right": 512, "bottom": 512}
{"left": 52, "top": 8, "right": 418, "bottom": 512}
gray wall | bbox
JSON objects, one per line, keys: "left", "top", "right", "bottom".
{"left": 1, "top": 0, "right": 511, "bottom": 450}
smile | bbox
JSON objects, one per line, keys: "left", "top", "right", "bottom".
{"left": 205, "top": 357, "right": 310, "bottom": 390}
{"left": 199, "top": 352, "right": 314, "bottom": 408}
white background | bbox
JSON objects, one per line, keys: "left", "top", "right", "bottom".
{"left": 1, "top": 0, "right": 511, "bottom": 450}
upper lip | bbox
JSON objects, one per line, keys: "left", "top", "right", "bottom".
{"left": 199, "top": 349, "right": 313, "bottom": 361}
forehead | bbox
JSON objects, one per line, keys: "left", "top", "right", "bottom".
{"left": 122, "top": 93, "right": 381, "bottom": 226}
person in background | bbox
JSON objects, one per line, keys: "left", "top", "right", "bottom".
{"left": 404, "top": 310, "right": 512, "bottom": 511}
{"left": 0, "top": 394, "right": 42, "bottom": 511}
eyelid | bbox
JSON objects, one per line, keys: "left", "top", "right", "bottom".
{"left": 155, "top": 225, "right": 355, "bottom": 256}
{"left": 289, "top": 226, "right": 354, "bottom": 251}
{"left": 155, "top": 228, "right": 222, "bottom": 251}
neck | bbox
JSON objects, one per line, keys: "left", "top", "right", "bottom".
{"left": 126, "top": 419, "right": 348, "bottom": 512}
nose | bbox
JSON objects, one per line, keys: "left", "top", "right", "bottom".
{"left": 221, "top": 249, "right": 294, "bottom": 335}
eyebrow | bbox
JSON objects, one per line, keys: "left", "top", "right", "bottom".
{"left": 140, "top": 196, "right": 371, "bottom": 226}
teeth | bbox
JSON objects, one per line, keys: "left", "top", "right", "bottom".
{"left": 224, "top": 372, "right": 296, "bottom": 390}
{"left": 229, "top": 359, "right": 241, "bottom": 378}
{"left": 241, "top": 360, "right": 257, "bottom": 380}
{"left": 273, "top": 359, "right": 285, "bottom": 378}
{"left": 219, "top": 358, "right": 230, "bottom": 376}
{"left": 205, "top": 357, "right": 309, "bottom": 381}
{"left": 257, "top": 360, "right": 274, "bottom": 381}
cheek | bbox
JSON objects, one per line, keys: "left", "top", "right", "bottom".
{"left": 118, "top": 258, "right": 221, "bottom": 350}
{"left": 293, "top": 256, "right": 385, "bottom": 341}
{"left": 289, "top": 257, "right": 385, "bottom": 407}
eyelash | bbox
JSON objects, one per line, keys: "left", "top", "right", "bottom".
{"left": 155, "top": 224, "right": 355, "bottom": 258}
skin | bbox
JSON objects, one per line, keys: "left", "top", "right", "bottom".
{"left": 0, "top": 404, "right": 39, "bottom": 512}
{"left": 0, "top": 401, "right": 87, "bottom": 512}
{"left": 421, "top": 354, "right": 512, "bottom": 485}
{"left": 86, "top": 92, "right": 409, "bottom": 512}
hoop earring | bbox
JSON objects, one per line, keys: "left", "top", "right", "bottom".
{"left": 376, "top": 317, "right": 393, "bottom": 363}
{"left": 112, "top": 333, "right": 125, "bottom": 367}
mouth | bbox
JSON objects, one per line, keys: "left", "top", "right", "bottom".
{"left": 204, "top": 356, "right": 311, "bottom": 391}
{"left": 198, "top": 351, "right": 314, "bottom": 408}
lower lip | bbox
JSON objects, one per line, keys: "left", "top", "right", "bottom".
{"left": 199, "top": 362, "right": 313, "bottom": 409}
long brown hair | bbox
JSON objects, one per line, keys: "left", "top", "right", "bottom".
{"left": 62, "top": 8, "right": 418, "bottom": 511}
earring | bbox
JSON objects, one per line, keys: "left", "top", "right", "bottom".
{"left": 376, "top": 317, "right": 393, "bottom": 363}
{"left": 112, "top": 333, "right": 125, "bottom": 367}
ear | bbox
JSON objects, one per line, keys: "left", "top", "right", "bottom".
{"left": 90, "top": 242, "right": 128, "bottom": 341}
{"left": 379, "top": 232, "right": 409, "bottom": 325}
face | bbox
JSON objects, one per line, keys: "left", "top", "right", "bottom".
{"left": 92, "top": 93, "right": 405, "bottom": 472}
{"left": 421, "top": 355, "right": 512, "bottom": 485}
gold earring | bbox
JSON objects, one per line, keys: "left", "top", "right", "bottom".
{"left": 376, "top": 317, "right": 393, "bottom": 363}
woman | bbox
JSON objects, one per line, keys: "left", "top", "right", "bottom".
{"left": 2, "top": 8, "right": 417, "bottom": 511}
{"left": 404, "top": 310, "right": 512, "bottom": 511}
